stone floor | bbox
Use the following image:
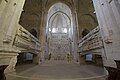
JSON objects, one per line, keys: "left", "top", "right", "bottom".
{"left": 6, "top": 60, "right": 106, "bottom": 80}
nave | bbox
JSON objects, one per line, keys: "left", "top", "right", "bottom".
{"left": 1, "top": 0, "right": 120, "bottom": 80}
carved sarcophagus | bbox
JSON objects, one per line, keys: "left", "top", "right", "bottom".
{"left": 78, "top": 26, "right": 103, "bottom": 55}
{"left": 0, "top": 24, "right": 40, "bottom": 73}
{"left": 13, "top": 25, "right": 40, "bottom": 54}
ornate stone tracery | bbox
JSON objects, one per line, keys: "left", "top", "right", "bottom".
{"left": 45, "top": 2, "right": 74, "bottom": 60}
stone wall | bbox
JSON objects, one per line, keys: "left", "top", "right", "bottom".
{"left": 19, "top": 0, "right": 42, "bottom": 38}
{"left": 77, "top": 0, "right": 98, "bottom": 38}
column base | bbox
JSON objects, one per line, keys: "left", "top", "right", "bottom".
{"left": 0, "top": 48, "right": 19, "bottom": 73}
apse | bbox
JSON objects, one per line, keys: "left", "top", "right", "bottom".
{"left": 45, "top": 2, "right": 73, "bottom": 60}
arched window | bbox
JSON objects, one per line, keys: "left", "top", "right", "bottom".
{"left": 29, "top": 29, "right": 37, "bottom": 37}
{"left": 46, "top": 3, "right": 73, "bottom": 39}
{"left": 82, "top": 29, "right": 89, "bottom": 38}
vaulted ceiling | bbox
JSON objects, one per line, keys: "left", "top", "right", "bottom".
{"left": 19, "top": 0, "right": 98, "bottom": 38}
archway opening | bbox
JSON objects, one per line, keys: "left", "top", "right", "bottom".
{"left": 45, "top": 3, "right": 74, "bottom": 61}
{"left": 82, "top": 29, "right": 89, "bottom": 38}
{"left": 29, "top": 29, "right": 37, "bottom": 38}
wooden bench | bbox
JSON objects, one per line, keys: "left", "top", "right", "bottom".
{"left": 0, "top": 65, "right": 8, "bottom": 80}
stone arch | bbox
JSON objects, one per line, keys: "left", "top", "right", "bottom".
{"left": 40, "top": 1, "right": 78, "bottom": 61}
{"left": 81, "top": 14, "right": 98, "bottom": 24}
{"left": 79, "top": 13, "right": 98, "bottom": 38}
{"left": 47, "top": 11, "right": 71, "bottom": 31}
{"left": 43, "top": 1, "right": 77, "bottom": 36}
{"left": 50, "top": 13, "right": 69, "bottom": 29}
{"left": 45, "top": 0, "right": 75, "bottom": 13}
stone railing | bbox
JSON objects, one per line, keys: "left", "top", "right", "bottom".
{"left": 13, "top": 24, "right": 40, "bottom": 54}
{"left": 78, "top": 26, "right": 103, "bottom": 55}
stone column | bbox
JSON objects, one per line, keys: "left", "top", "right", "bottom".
{"left": 79, "top": 54, "right": 86, "bottom": 64}
{"left": 0, "top": 48, "right": 20, "bottom": 73}
{"left": 0, "top": 0, "right": 17, "bottom": 46}
{"left": 93, "top": 0, "right": 120, "bottom": 67}
{"left": 110, "top": 0, "right": 120, "bottom": 30}
{"left": 72, "top": 10, "right": 79, "bottom": 62}
{"left": 3, "top": 0, "right": 25, "bottom": 47}
{"left": 0, "top": 0, "right": 25, "bottom": 72}
{"left": 4, "top": 53, "right": 18, "bottom": 73}
{"left": 33, "top": 54, "right": 40, "bottom": 64}
{"left": 0, "top": 0, "right": 7, "bottom": 17}
{"left": 39, "top": 10, "right": 48, "bottom": 62}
